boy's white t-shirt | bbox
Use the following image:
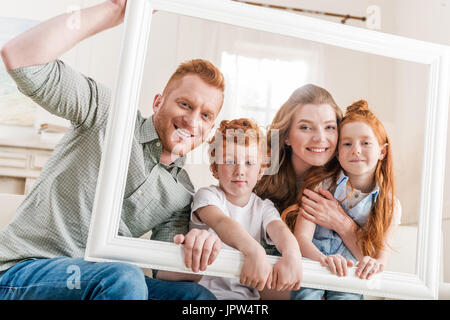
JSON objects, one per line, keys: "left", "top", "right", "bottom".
{"left": 190, "top": 185, "right": 282, "bottom": 300}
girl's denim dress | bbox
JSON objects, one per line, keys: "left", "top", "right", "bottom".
{"left": 291, "top": 171, "right": 379, "bottom": 300}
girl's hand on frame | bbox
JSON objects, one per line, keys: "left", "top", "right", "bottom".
{"left": 356, "top": 256, "right": 384, "bottom": 279}
{"left": 271, "top": 254, "right": 302, "bottom": 291}
{"left": 240, "top": 247, "right": 272, "bottom": 291}
{"left": 319, "top": 254, "right": 354, "bottom": 277}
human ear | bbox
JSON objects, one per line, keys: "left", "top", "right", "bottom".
{"left": 379, "top": 143, "right": 388, "bottom": 160}
{"left": 285, "top": 137, "right": 291, "bottom": 147}
{"left": 152, "top": 94, "right": 164, "bottom": 113}
{"left": 211, "top": 164, "right": 219, "bottom": 180}
{"left": 257, "top": 167, "right": 266, "bottom": 181}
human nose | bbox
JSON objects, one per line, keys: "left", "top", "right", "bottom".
{"left": 312, "top": 128, "right": 326, "bottom": 143}
{"left": 181, "top": 111, "right": 199, "bottom": 133}
{"left": 351, "top": 143, "right": 361, "bottom": 154}
{"left": 234, "top": 163, "right": 245, "bottom": 176}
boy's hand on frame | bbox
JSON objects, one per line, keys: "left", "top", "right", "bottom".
{"left": 240, "top": 246, "right": 272, "bottom": 291}
{"left": 173, "top": 229, "right": 222, "bottom": 273}
{"left": 271, "top": 254, "right": 302, "bottom": 291}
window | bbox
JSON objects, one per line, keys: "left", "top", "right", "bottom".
{"left": 220, "top": 46, "right": 314, "bottom": 127}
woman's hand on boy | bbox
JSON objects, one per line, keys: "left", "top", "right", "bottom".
{"left": 271, "top": 253, "right": 302, "bottom": 291}
{"left": 240, "top": 246, "right": 272, "bottom": 291}
{"left": 319, "top": 254, "right": 354, "bottom": 277}
{"left": 173, "top": 229, "right": 222, "bottom": 273}
{"left": 355, "top": 256, "right": 384, "bottom": 279}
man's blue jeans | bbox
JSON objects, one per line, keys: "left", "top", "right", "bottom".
{"left": 0, "top": 257, "right": 216, "bottom": 300}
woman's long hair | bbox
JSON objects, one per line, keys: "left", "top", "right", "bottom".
{"left": 283, "top": 100, "right": 395, "bottom": 258}
{"left": 280, "top": 159, "right": 341, "bottom": 232}
{"left": 254, "top": 84, "right": 343, "bottom": 213}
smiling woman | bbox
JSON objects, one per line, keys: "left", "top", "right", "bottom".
{"left": 256, "top": 84, "right": 342, "bottom": 211}
{"left": 285, "top": 103, "right": 339, "bottom": 178}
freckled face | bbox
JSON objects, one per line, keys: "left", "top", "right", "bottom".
{"left": 153, "top": 74, "right": 223, "bottom": 158}
{"left": 285, "top": 103, "right": 339, "bottom": 171}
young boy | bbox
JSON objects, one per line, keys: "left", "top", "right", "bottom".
{"left": 190, "top": 118, "right": 302, "bottom": 300}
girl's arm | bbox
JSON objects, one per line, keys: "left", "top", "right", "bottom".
{"left": 301, "top": 188, "right": 364, "bottom": 261}
{"left": 293, "top": 215, "right": 324, "bottom": 262}
{"left": 354, "top": 223, "right": 398, "bottom": 279}
{"left": 376, "top": 220, "right": 399, "bottom": 264}
{"left": 195, "top": 205, "right": 272, "bottom": 290}
{"left": 355, "top": 202, "right": 401, "bottom": 279}
{"left": 265, "top": 220, "right": 302, "bottom": 291}
{"left": 295, "top": 211, "right": 355, "bottom": 277}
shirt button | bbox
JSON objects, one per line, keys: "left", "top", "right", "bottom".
{"left": 156, "top": 142, "right": 161, "bottom": 147}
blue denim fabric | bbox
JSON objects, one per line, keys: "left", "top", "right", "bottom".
{"left": 291, "top": 171, "right": 376, "bottom": 301}
{"left": 312, "top": 171, "right": 379, "bottom": 262}
{"left": 0, "top": 257, "right": 216, "bottom": 300}
{"left": 291, "top": 287, "right": 362, "bottom": 300}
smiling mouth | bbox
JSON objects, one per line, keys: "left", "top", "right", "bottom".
{"left": 306, "top": 147, "right": 328, "bottom": 153}
{"left": 174, "top": 124, "right": 194, "bottom": 139}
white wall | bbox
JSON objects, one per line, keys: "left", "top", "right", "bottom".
{"left": 0, "top": 0, "right": 124, "bottom": 129}
{"left": 389, "top": 0, "right": 450, "bottom": 283}
{"left": 248, "top": 0, "right": 450, "bottom": 284}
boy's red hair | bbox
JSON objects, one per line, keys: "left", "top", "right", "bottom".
{"left": 208, "top": 118, "right": 270, "bottom": 174}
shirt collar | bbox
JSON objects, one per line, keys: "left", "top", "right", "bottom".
{"left": 139, "top": 115, "right": 160, "bottom": 144}
{"left": 336, "top": 170, "right": 379, "bottom": 200}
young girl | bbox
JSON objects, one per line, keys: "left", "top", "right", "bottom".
{"left": 190, "top": 118, "right": 302, "bottom": 300}
{"left": 282, "top": 100, "right": 401, "bottom": 300}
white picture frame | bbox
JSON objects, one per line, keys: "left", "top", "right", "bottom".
{"left": 85, "top": 0, "right": 450, "bottom": 299}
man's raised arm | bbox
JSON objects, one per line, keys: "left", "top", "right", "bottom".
{"left": 0, "top": 0, "right": 126, "bottom": 70}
